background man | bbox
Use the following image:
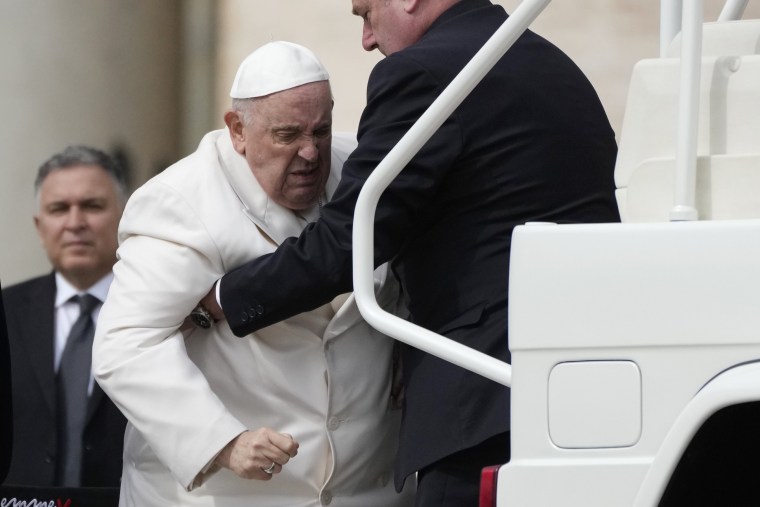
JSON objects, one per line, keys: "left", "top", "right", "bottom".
{"left": 2, "top": 146, "right": 128, "bottom": 487}
{"left": 93, "top": 42, "right": 414, "bottom": 506}
{"left": 204, "top": 1, "right": 621, "bottom": 505}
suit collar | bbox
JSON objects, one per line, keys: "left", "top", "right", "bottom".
{"left": 54, "top": 272, "right": 113, "bottom": 307}
{"left": 428, "top": 0, "right": 493, "bottom": 33}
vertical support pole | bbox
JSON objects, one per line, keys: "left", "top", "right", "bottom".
{"left": 660, "top": 0, "right": 683, "bottom": 57}
{"left": 669, "top": 0, "right": 703, "bottom": 222}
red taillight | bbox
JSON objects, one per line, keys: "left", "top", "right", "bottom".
{"left": 480, "top": 464, "right": 501, "bottom": 507}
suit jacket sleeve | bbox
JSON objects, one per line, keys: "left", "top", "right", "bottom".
{"left": 222, "top": 54, "right": 462, "bottom": 336}
{"left": 93, "top": 181, "right": 247, "bottom": 490}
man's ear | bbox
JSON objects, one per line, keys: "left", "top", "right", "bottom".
{"left": 224, "top": 110, "right": 246, "bottom": 155}
{"left": 403, "top": 0, "right": 421, "bottom": 14}
{"left": 33, "top": 215, "right": 45, "bottom": 246}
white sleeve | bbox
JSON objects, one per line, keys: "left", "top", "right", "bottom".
{"left": 93, "top": 181, "right": 246, "bottom": 490}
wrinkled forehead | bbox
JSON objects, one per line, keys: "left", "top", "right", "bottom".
{"left": 253, "top": 81, "right": 334, "bottom": 124}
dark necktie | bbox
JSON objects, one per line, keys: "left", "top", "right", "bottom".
{"left": 56, "top": 293, "right": 99, "bottom": 486}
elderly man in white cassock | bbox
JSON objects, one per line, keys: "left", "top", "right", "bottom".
{"left": 93, "top": 41, "right": 415, "bottom": 507}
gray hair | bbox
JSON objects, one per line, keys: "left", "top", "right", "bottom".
{"left": 231, "top": 97, "right": 258, "bottom": 127}
{"left": 34, "top": 145, "right": 128, "bottom": 206}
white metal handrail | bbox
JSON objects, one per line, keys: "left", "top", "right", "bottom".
{"left": 669, "top": 0, "right": 703, "bottom": 221}
{"left": 351, "top": 0, "right": 556, "bottom": 388}
{"left": 660, "top": 0, "right": 746, "bottom": 56}
{"left": 718, "top": 0, "right": 749, "bottom": 22}
{"left": 660, "top": 0, "right": 684, "bottom": 57}
{"left": 662, "top": 0, "right": 747, "bottom": 221}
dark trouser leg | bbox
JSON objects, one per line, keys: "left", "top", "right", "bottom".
{"left": 414, "top": 431, "right": 510, "bottom": 507}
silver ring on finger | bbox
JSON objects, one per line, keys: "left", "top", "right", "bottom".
{"left": 262, "top": 461, "right": 276, "bottom": 475}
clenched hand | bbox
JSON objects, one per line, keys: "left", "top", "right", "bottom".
{"left": 215, "top": 428, "right": 299, "bottom": 480}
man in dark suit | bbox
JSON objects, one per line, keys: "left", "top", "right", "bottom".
{"left": 2, "top": 146, "right": 128, "bottom": 487}
{"left": 200, "top": 1, "right": 620, "bottom": 505}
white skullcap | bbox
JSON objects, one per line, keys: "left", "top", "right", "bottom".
{"left": 229, "top": 41, "right": 330, "bottom": 99}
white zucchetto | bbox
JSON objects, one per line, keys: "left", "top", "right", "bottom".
{"left": 229, "top": 41, "right": 330, "bottom": 99}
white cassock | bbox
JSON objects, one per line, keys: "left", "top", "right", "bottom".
{"left": 93, "top": 129, "right": 415, "bottom": 507}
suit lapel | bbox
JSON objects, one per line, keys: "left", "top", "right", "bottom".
{"left": 85, "top": 383, "right": 105, "bottom": 425}
{"left": 21, "top": 274, "right": 58, "bottom": 415}
{"left": 323, "top": 293, "right": 361, "bottom": 341}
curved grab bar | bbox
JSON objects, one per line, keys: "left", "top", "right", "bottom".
{"left": 351, "top": 0, "right": 554, "bottom": 387}
{"left": 718, "top": 0, "right": 748, "bottom": 22}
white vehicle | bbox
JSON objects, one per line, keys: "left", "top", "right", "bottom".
{"left": 352, "top": 0, "right": 760, "bottom": 505}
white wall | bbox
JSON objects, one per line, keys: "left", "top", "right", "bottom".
{"left": 0, "top": 0, "right": 181, "bottom": 287}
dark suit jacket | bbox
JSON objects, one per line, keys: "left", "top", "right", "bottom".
{"left": 220, "top": 0, "right": 620, "bottom": 487}
{"left": 0, "top": 283, "right": 11, "bottom": 483}
{"left": 2, "top": 273, "right": 126, "bottom": 487}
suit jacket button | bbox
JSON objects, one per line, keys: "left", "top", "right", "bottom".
{"left": 255, "top": 304, "right": 264, "bottom": 315}
{"left": 241, "top": 312, "right": 249, "bottom": 322}
{"left": 248, "top": 308, "right": 257, "bottom": 319}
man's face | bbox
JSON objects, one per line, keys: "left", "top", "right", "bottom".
{"left": 352, "top": 0, "right": 417, "bottom": 56}
{"left": 34, "top": 165, "right": 123, "bottom": 289}
{"left": 231, "top": 81, "right": 333, "bottom": 211}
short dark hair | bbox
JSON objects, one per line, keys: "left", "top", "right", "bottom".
{"left": 34, "top": 145, "right": 128, "bottom": 204}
